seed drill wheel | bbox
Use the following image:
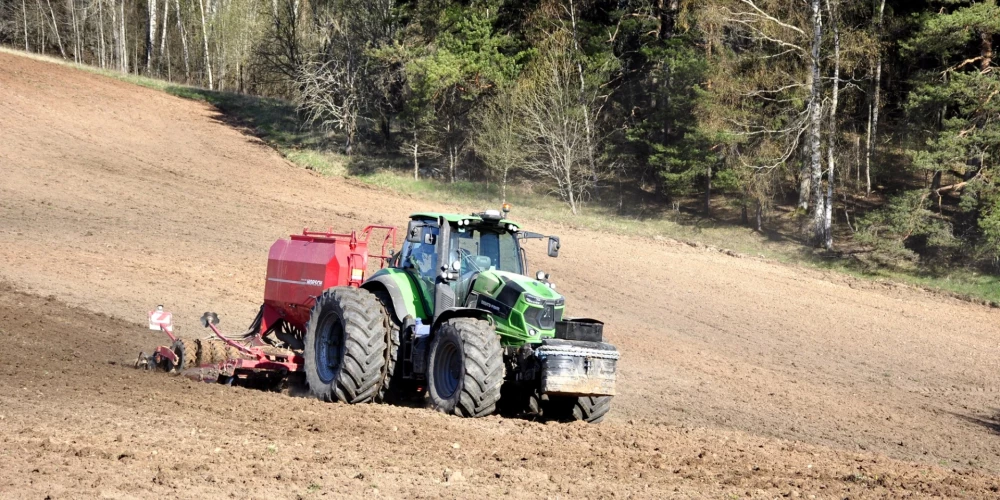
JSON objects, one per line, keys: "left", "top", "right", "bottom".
{"left": 169, "top": 339, "right": 196, "bottom": 373}
{"left": 427, "top": 318, "right": 503, "bottom": 418}
{"left": 542, "top": 395, "right": 613, "bottom": 424}
{"left": 303, "top": 288, "right": 387, "bottom": 404}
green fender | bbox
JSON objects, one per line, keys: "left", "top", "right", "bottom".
{"left": 431, "top": 308, "right": 493, "bottom": 334}
{"left": 362, "top": 268, "right": 429, "bottom": 322}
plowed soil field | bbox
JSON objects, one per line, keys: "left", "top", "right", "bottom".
{"left": 3, "top": 50, "right": 1000, "bottom": 498}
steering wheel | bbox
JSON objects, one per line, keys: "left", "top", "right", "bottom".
{"left": 458, "top": 248, "right": 484, "bottom": 273}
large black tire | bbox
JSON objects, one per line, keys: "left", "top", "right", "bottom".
{"left": 304, "top": 287, "right": 387, "bottom": 404}
{"left": 427, "top": 318, "right": 503, "bottom": 417}
{"left": 372, "top": 290, "right": 404, "bottom": 403}
{"left": 543, "top": 395, "right": 613, "bottom": 424}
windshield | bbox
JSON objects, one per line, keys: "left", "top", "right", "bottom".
{"left": 450, "top": 226, "right": 523, "bottom": 276}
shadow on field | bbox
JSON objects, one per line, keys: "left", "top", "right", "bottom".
{"left": 952, "top": 410, "right": 1000, "bottom": 435}
{"left": 165, "top": 85, "right": 324, "bottom": 150}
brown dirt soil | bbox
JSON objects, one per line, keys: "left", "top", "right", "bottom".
{"left": 2, "top": 50, "right": 1000, "bottom": 498}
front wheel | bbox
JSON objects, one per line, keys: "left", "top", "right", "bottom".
{"left": 543, "top": 395, "right": 613, "bottom": 424}
{"left": 427, "top": 318, "right": 503, "bottom": 417}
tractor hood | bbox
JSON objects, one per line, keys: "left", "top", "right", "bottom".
{"left": 473, "top": 270, "right": 564, "bottom": 304}
{"left": 470, "top": 270, "right": 565, "bottom": 345}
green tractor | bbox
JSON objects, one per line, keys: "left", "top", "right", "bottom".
{"left": 302, "top": 208, "right": 619, "bottom": 423}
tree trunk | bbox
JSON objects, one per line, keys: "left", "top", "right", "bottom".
{"left": 37, "top": 1, "right": 45, "bottom": 53}
{"left": 865, "top": 0, "right": 885, "bottom": 197}
{"left": 412, "top": 130, "right": 419, "bottom": 180}
{"left": 704, "top": 164, "right": 712, "bottom": 215}
{"left": 98, "top": 0, "right": 106, "bottom": 68}
{"left": 69, "top": 0, "right": 80, "bottom": 62}
{"left": 147, "top": 0, "right": 157, "bottom": 72}
{"left": 569, "top": 0, "right": 599, "bottom": 189}
{"left": 120, "top": 0, "right": 128, "bottom": 73}
{"left": 449, "top": 146, "right": 457, "bottom": 183}
{"left": 22, "top": 0, "right": 30, "bottom": 52}
{"left": 159, "top": 0, "right": 169, "bottom": 60}
{"left": 568, "top": 183, "right": 577, "bottom": 215}
{"left": 197, "top": 0, "right": 213, "bottom": 89}
{"left": 854, "top": 134, "right": 860, "bottom": 186}
{"left": 823, "top": 0, "right": 840, "bottom": 250}
{"left": 755, "top": 200, "right": 763, "bottom": 232}
{"left": 982, "top": 32, "right": 993, "bottom": 71}
{"left": 798, "top": 140, "right": 810, "bottom": 210}
{"left": 110, "top": 0, "right": 118, "bottom": 69}
{"left": 501, "top": 168, "right": 508, "bottom": 204}
{"left": 44, "top": 0, "right": 67, "bottom": 58}
{"left": 808, "top": 0, "right": 824, "bottom": 245}
{"left": 175, "top": 0, "right": 191, "bottom": 81}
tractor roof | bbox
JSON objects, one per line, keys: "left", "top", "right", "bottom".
{"left": 409, "top": 212, "right": 521, "bottom": 229}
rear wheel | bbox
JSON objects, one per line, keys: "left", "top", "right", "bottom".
{"left": 427, "top": 318, "right": 503, "bottom": 417}
{"left": 304, "top": 288, "right": 387, "bottom": 404}
{"left": 543, "top": 395, "right": 613, "bottom": 424}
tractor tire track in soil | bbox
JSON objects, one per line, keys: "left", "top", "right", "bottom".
{"left": 2, "top": 50, "right": 1000, "bottom": 497}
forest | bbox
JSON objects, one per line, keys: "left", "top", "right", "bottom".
{"left": 1, "top": 0, "right": 999, "bottom": 273}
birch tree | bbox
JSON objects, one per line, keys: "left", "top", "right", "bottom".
{"left": 864, "top": 0, "right": 885, "bottom": 196}
{"left": 22, "top": 0, "right": 29, "bottom": 51}
{"left": 518, "top": 46, "right": 608, "bottom": 215}
{"left": 147, "top": 0, "right": 157, "bottom": 71}
{"left": 823, "top": 0, "right": 840, "bottom": 250}
{"left": 472, "top": 89, "right": 529, "bottom": 203}
{"left": 706, "top": 0, "right": 815, "bottom": 226}
{"left": 806, "top": 0, "right": 824, "bottom": 244}
{"left": 197, "top": 0, "right": 211, "bottom": 88}
{"left": 175, "top": 0, "right": 190, "bottom": 81}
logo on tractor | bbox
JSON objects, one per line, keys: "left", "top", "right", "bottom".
{"left": 477, "top": 296, "right": 511, "bottom": 318}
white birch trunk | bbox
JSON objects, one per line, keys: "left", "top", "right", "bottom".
{"left": 412, "top": 130, "right": 419, "bottom": 180}
{"left": 110, "top": 0, "right": 118, "bottom": 69}
{"left": 70, "top": 0, "right": 81, "bottom": 62}
{"left": 159, "top": 0, "right": 169, "bottom": 58}
{"left": 824, "top": 0, "right": 840, "bottom": 250}
{"left": 44, "top": 0, "right": 67, "bottom": 58}
{"left": 808, "top": 0, "right": 824, "bottom": 245}
{"left": 147, "top": 0, "right": 157, "bottom": 72}
{"left": 97, "top": 0, "right": 106, "bottom": 67}
{"left": 120, "top": 0, "right": 128, "bottom": 73}
{"left": 22, "top": 0, "right": 30, "bottom": 52}
{"left": 197, "top": 0, "right": 213, "bottom": 89}
{"left": 865, "top": 0, "right": 885, "bottom": 197}
{"left": 175, "top": 0, "right": 191, "bottom": 81}
{"left": 798, "top": 141, "right": 810, "bottom": 210}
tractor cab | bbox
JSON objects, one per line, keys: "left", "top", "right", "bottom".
{"left": 389, "top": 209, "right": 563, "bottom": 345}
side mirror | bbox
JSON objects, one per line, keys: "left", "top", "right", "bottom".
{"left": 406, "top": 220, "right": 421, "bottom": 243}
{"left": 406, "top": 221, "right": 436, "bottom": 245}
{"left": 547, "top": 236, "right": 560, "bottom": 258}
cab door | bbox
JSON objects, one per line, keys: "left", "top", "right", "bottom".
{"left": 399, "top": 223, "right": 440, "bottom": 315}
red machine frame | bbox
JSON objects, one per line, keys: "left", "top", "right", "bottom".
{"left": 139, "top": 225, "right": 397, "bottom": 382}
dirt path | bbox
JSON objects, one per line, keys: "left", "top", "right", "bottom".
{"left": 2, "top": 50, "right": 1000, "bottom": 497}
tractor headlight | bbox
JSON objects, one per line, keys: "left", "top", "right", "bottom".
{"left": 523, "top": 294, "right": 544, "bottom": 305}
{"left": 554, "top": 297, "right": 565, "bottom": 306}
